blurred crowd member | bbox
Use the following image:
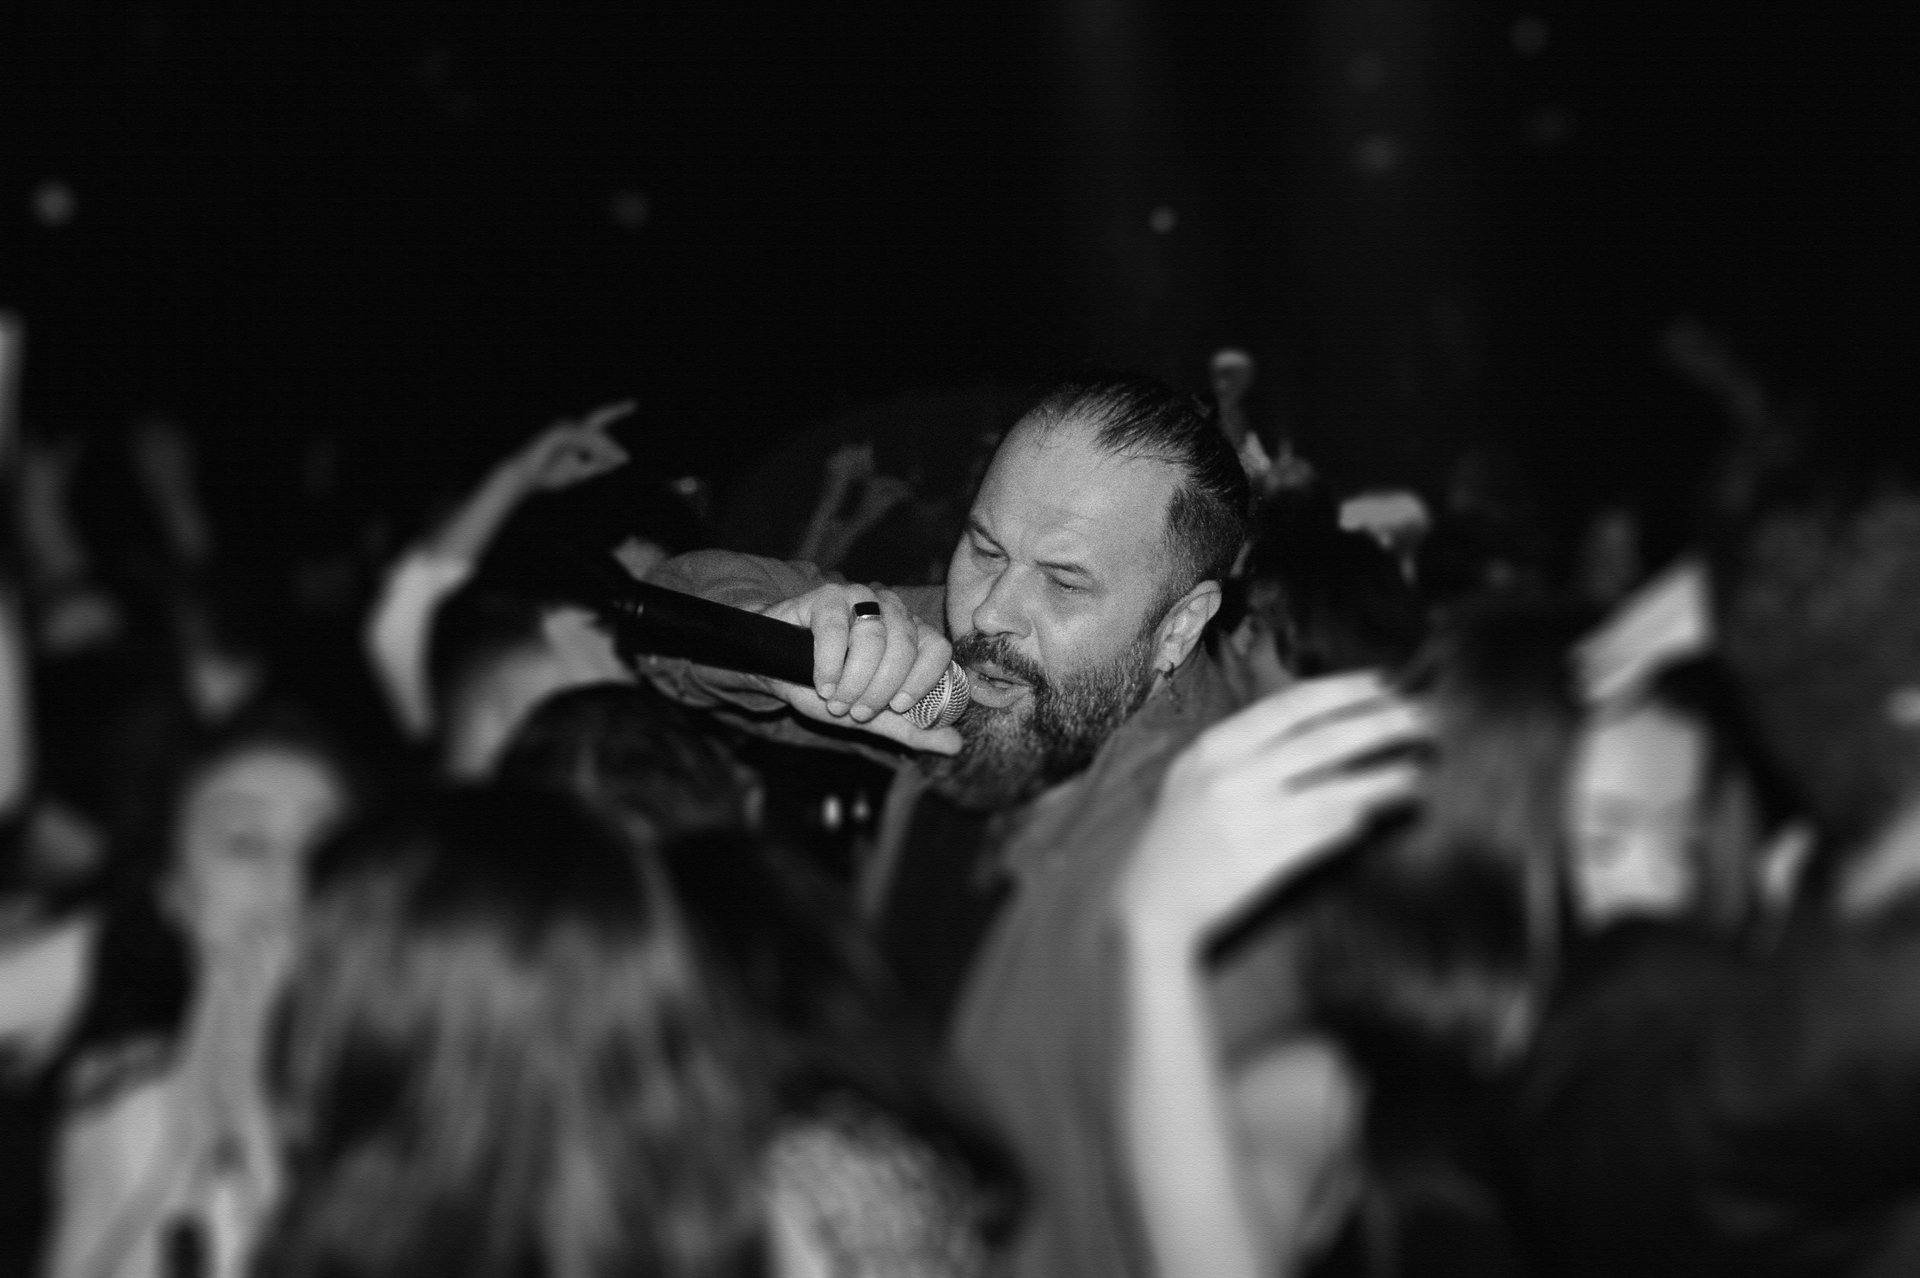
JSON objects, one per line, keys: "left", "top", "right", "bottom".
{"left": 252, "top": 788, "right": 763, "bottom": 1278}
{"left": 10, "top": 413, "right": 368, "bottom": 899}
{"left": 650, "top": 831, "right": 1019, "bottom": 1276}
{"left": 424, "top": 583, "right": 630, "bottom": 781}
{"left": 1295, "top": 604, "right": 1589, "bottom": 1278}
{"left": 1337, "top": 490, "right": 1431, "bottom": 571}
{"left": 1564, "top": 657, "right": 1784, "bottom": 933}
{"left": 40, "top": 705, "right": 357, "bottom": 1278}
{"left": 495, "top": 681, "right": 762, "bottom": 844}
{"left": 793, "top": 441, "right": 915, "bottom": 575}
{"left": 1514, "top": 436, "right": 1920, "bottom": 1277}
{"left": 1240, "top": 487, "right": 1427, "bottom": 685}
{"left": 1118, "top": 599, "right": 1736, "bottom": 1278}
{"left": 256, "top": 787, "right": 1001, "bottom": 1278}
{"left": 362, "top": 402, "right": 632, "bottom": 744}
{"left": 1209, "top": 348, "right": 1273, "bottom": 485}
{"left": 494, "top": 685, "right": 1021, "bottom": 1255}
{"left": 642, "top": 374, "right": 1258, "bottom": 1278}
{"left": 1415, "top": 445, "right": 1548, "bottom": 607}
{"left": 1115, "top": 674, "right": 1427, "bottom": 1278}
{"left": 1207, "top": 348, "right": 1313, "bottom": 495}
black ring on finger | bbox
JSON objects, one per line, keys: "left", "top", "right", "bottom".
{"left": 851, "top": 600, "right": 884, "bottom": 622}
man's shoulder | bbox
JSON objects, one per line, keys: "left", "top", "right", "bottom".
{"left": 1004, "top": 644, "right": 1258, "bottom": 875}
{"left": 1097, "top": 642, "right": 1260, "bottom": 785}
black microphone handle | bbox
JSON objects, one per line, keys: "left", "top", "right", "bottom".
{"left": 599, "top": 581, "right": 972, "bottom": 730}
{"left": 600, "top": 580, "right": 817, "bottom": 686}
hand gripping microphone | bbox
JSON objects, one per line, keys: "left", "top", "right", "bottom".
{"left": 597, "top": 580, "right": 970, "bottom": 730}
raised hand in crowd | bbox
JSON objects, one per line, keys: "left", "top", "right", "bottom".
{"left": 363, "top": 400, "right": 634, "bottom": 739}
{"left": 1116, "top": 673, "right": 1427, "bottom": 1278}
{"left": 504, "top": 400, "right": 635, "bottom": 493}
{"left": 423, "top": 399, "right": 635, "bottom": 567}
{"left": 1120, "top": 671, "right": 1426, "bottom": 942}
{"left": 795, "top": 440, "right": 916, "bottom": 572}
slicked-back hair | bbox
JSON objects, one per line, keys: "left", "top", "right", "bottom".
{"left": 1020, "top": 374, "right": 1250, "bottom": 608}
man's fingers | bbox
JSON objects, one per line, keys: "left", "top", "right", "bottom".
{"left": 777, "top": 683, "right": 963, "bottom": 755}
{"left": 829, "top": 591, "right": 888, "bottom": 713}
{"left": 808, "top": 598, "right": 853, "bottom": 701}
{"left": 861, "top": 714, "right": 963, "bottom": 756}
{"left": 849, "top": 594, "right": 920, "bottom": 721}
{"left": 892, "top": 622, "right": 954, "bottom": 715}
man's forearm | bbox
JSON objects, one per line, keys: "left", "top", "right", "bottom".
{"left": 634, "top": 549, "right": 835, "bottom": 713}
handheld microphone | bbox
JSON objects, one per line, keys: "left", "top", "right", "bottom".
{"left": 597, "top": 580, "right": 970, "bottom": 731}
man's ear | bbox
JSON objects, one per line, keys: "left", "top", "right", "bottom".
{"left": 1154, "top": 579, "right": 1223, "bottom": 672}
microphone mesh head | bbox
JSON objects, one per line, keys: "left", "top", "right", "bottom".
{"left": 907, "top": 663, "right": 971, "bottom": 730}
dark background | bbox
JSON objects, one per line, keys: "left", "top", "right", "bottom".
{"left": 4, "top": 0, "right": 1915, "bottom": 503}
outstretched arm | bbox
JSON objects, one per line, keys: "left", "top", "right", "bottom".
{"left": 1116, "top": 674, "right": 1426, "bottom": 1278}
{"left": 364, "top": 402, "right": 633, "bottom": 737}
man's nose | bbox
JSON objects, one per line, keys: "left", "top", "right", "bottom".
{"left": 971, "top": 568, "right": 1031, "bottom": 640}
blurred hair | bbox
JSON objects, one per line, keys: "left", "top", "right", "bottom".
{"left": 1022, "top": 373, "right": 1250, "bottom": 602}
{"left": 658, "top": 831, "right": 1023, "bottom": 1241}
{"left": 256, "top": 789, "right": 768, "bottom": 1278}
{"left": 113, "top": 698, "right": 363, "bottom": 901}
{"left": 494, "top": 690, "right": 1024, "bottom": 1239}
{"left": 1304, "top": 843, "right": 1534, "bottom": 1072}
{"left": 1300, "top": 601, "right": 1591, "bottom": 1067}
{"left": 1626, "top": 656, "right": 1795, "bottom": 929}
{"left": 424, "top": 583, "right": 553, "bottom": 731}
{"left": 493, "top": 683, "right": 756, "bottom": 846}
{"left": 1710, "top": 470, "right": 1920, "bottom": 860}
{"left": 1399, "top": 601, "right": 1591, "bottom": 971}
{"left": 1246, "top": 487, "right": 1427, "bottom": 677}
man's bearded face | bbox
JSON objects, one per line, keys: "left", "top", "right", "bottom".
{"left": 928, "top": 623, "right": 1161, "bottom": 810}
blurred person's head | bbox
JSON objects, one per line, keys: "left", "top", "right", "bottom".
{"left": 1711, "top": 448, "right": 1920, "bottom": 910}
{"left": 160, "top": 704, "right": 356, "bottom": 961}
{"left": 428, "top": 584, "right": 631, "bottom": 780}
{"left": 494, "top": 682, "right": 760, "bottom": 844}
{"left": 259, "top": 788, "right": 766, "bottom": 1278}
{"left": 1296, "top": 602, "right": 1588, "bottom": 1073}
{"left": 1208, "top": 348, "right": 1257, "bottom": 442}
{"left": 935, "top": 374, "right": 1249, "bottom": 807}
{"left": 1565, "top": 696, "right": 1706, "bottom": 927}
{"left": 1562, "top": 651, "right": 1786, "bottom": 932}
{"left": 1304, "top": 848, "right": 1537, "bottom": 1074}
{"left": 1402, "top": 601, "right": 1591, "bottom": 963}
{"left": 1246, "top": 488, "right": 1427, "bottom": 679}
{"left": 1209, "top": 347, "right": 1256, "bottom": 401}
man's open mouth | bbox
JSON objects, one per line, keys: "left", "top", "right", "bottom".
{"left": 965, "top": 662, "right": 1032, "bottom": 706}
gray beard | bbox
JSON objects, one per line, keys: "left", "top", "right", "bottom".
{"left": 927, "top": 627, "right": 1160, "bottom": 811}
